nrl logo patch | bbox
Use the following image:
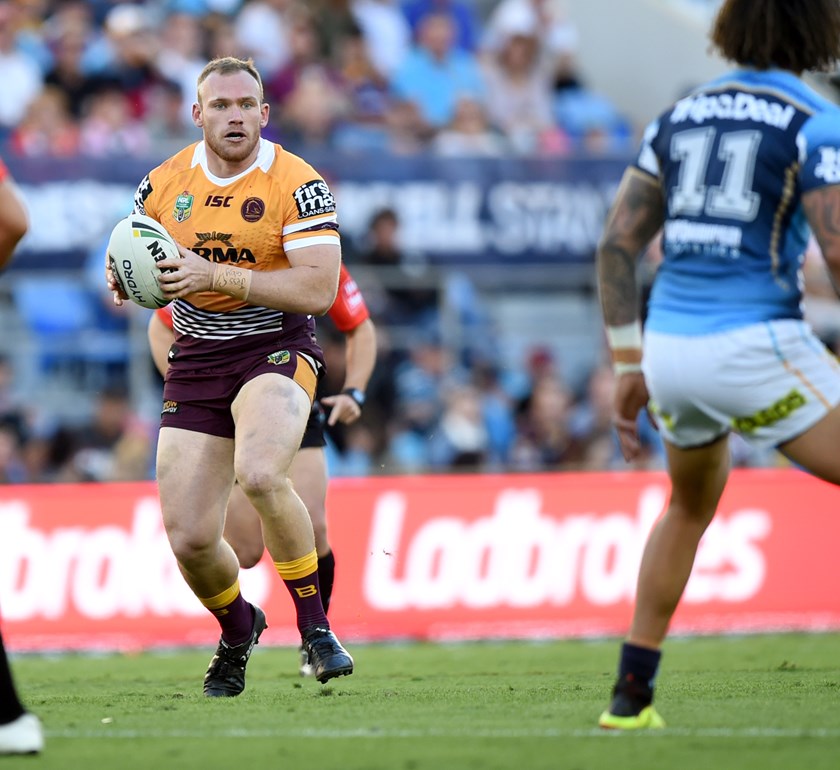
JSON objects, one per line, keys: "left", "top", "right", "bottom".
{"left": 173, "top": 191, "right": 194, "bottom": 222}
{"left": 267, "top": 350, "right": 291, "bottom": 365}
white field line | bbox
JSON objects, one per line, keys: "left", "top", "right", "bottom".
{"left": 44, "top": 727, "right": 840, "bottom": 740}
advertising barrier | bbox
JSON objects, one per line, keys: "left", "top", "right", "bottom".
{"left": 1, "top": 469, "right": 838, "bottom": 651}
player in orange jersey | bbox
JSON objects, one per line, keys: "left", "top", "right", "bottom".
{"left": 106, "top": 57, "right": 352, "bottom": 695}
{"left": 148, "top": 264, "right": 376, "bottom": 675}
{"left": 0, "top": 157, "right": 44, "bottom": 755}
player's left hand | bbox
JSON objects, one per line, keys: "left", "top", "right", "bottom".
{"left": 156, "top": 243, "right": 215, "bottom": 299}
{"left": 321, "top": 393, "right": 362, "bottom": 426}
{"left": 613, "top": 371, "right": 651, "bottom": 462}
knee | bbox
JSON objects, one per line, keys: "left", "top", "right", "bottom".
{"left": 168, "top": 528, "right": 217, "bottom": 566}
{"left": 236, "top": 467, "right": 288, "bottom": 500}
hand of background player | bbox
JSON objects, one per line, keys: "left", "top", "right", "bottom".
{"left": 321, "top": 392, "right": 362, "bottom": 427}
{"left": 156, "top": 244, "right": 215, "bottom": 300}
{"left": 612, "top": 371, "right": 653, "bottom": 462}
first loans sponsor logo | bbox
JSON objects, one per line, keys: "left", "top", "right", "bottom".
{"left": 363, "top": 486, "right": 771, "bottom": 610}
{"left": 293, "top": 179, "right": 335, "bottom": 219}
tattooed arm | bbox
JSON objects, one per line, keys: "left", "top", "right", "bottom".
{"left": 596, "top": 167, "right": 665, "bottom": 462}
{"left": 596, "top": 167, "right": 666, "bottom": 327}
{"left": 802, "top": 185, "right": 840, "bottom": 297}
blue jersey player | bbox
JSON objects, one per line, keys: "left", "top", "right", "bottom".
{"left": 596, "top": 0, "right": 840, "bottom": 729}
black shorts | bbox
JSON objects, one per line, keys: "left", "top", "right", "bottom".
{"left": 301, "top": 402, "right": 326, "bottom": 449}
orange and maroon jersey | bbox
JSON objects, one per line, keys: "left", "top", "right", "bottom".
{"left": 134, "top": 138, "right": 340, "bottom": 342}
{"left": 155, "top": 262, "right": 369, "bottom": 333}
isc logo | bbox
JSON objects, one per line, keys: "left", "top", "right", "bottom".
{"left": 205, "top": 195, "right": 233, "bottom": 207}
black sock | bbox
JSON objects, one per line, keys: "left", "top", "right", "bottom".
{"left": 0, "top": 633, "right": 25, "bottom": 725}
{"left": 618, "top": 642, "right": 662, "bottom": 689}
{"left": 317, "top": 551, "right": 336, "bottom": 615}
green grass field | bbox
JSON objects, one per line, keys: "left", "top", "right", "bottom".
{"left": 5, "top": 633, "right": 840, "bottom": 769}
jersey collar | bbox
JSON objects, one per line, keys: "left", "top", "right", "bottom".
{"left": 190, "top": 138, "right": 275, "bottom": 186}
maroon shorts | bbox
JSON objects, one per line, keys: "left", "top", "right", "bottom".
{"left": 160, "top": 331, "right": 323, "bottom": 439}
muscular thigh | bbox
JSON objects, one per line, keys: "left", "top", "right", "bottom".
{"left": 645, "top": 320, "right": 840, "bottom": 450}
{"left": 232, "top": 372, "right": 313, "bottom": 477}
{"left": 157, "top": 426, "right": 235, "bottom": 537}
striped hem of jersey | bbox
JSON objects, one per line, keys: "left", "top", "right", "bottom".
{"left": 173, "top": 302, "right": 285, "bottom": 340}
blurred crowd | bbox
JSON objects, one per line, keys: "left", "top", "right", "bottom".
{"left": 0, "top": 0, "right": 648, "bottom": 485}
{"left": 0, "top": 0, "right": 807, "bottom": 483}
{"left": 0, "top": 0, "right": 634, "bottom": 159}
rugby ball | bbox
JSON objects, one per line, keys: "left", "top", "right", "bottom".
{"left": 107, "top": 214, "right": 181, "bottom": 309}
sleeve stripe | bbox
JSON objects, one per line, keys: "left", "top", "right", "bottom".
{"left": 282, "top": 214, "right": 338, "bottom": 236}
{"left": 283, "top": 234, "right": 341, "bottom": 251}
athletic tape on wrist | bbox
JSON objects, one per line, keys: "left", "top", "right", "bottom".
{"left": 606, "top": 321, "right": 643, "bottom": 350}
{"left": 613, "top": 361, "right": 643, "bottom": 376}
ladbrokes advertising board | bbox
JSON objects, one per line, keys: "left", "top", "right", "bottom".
{"left": 1, "top": 470, "right": 838, "bottom": 651}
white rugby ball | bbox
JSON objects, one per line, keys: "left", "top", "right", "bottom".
{"left": 107, "top": 213, "right": 181, "bottom": 309}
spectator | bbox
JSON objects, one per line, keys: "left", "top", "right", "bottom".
{"left": 0, "top": 421, "right": 28, "bottom": 484}
{"left": 203, "top": 12, "right": 239, "bottom": 60}
{"left": 391, "top": 10, "right": 485, "bottom": 130}
{"left": 43, "top": 22, "right": 105, "bottom": 119}
{"left": 0, "top": 1, "right": 43, "bottom": 138}
{"left": 356, "top": 207, "right": 441, "bottom": 334}
{"left": 78, "top": 85, "right": 151, "bottom": 157}
{"left": 145, "top": 79, "right": 202, "bottom": 156}
{"left": 387, "top": 333, "right": 464, "bottom": 470}
{"left": 550, "top": 52, "right": 632, "bottom": 153}
{"left": 351, "top": 0, "right": 411, "bottom": 77}
{"left": 155, "top": 11, "right": 206, "bottom": 124}
{"left": 481, "top": 23, "right": 562, "bottom": 154}
{"left": 510, "top": 370, "right": 574, "bottom": 470}
{"left": 380, "top": 97, "right": 431, "bottom": 154}
{"left": 8, "top": 86, "right": 79, "bottom": 157}
{"left": 48, "top": 383, "right": 155, "bottom": 482}
{"left": 334, "top": 25, "right": 392, "bottom": 127}
{"left": 483, "top": 0, "right": 579, "bottom": 66}
{"left": 233, "top": 0, "right": 293, "bottom": 77}
{"left": 0, "top": 356, "right": 37, "bottom": 456}
{"left": 305, "top": 0, "right": 360, "bottom": 65}
{"left": 431, "top": 96, "right": 508, "bottom": 156}
{"left": 279, "top": 66, "right": 350, "bottom": 150}
{"left": 401, "top": 0, "right": 481, "bottom": 52}
{"left": 266, "top": 9, "right": 336, "bottom": 106}
{"left": 471, "top": 363, "right": 517, "bottom": 467}
{"left": 429, "top": 383, "right": 489, "bottom": 469}
{"left": 85, "top": 4, "right": 169, "bottom": 121}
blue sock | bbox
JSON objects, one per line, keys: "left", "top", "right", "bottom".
{"left": 618, "top": 642, "right": 661, "bottom": 689}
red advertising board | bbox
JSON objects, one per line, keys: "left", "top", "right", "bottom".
{"left": 1, "top": 469, "right": 838, "bottom": 651}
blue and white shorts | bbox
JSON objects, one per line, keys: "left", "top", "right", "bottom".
{"left": 643, "top": 319, "right": 840, "bottom": 449}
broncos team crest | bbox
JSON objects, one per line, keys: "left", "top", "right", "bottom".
{"left": 173, "top": 192, "right": 194, "bottom": 223}
{"left": 267, "top": 350, "right": 291, "bottom": 365}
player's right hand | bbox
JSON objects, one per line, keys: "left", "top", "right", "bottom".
{"left": 613, "top": 371, "right": 651, "bottom": 461}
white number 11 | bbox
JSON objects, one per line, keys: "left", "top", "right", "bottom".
{"left": 669, "top": 127, "right": 761, "bottom": 221}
